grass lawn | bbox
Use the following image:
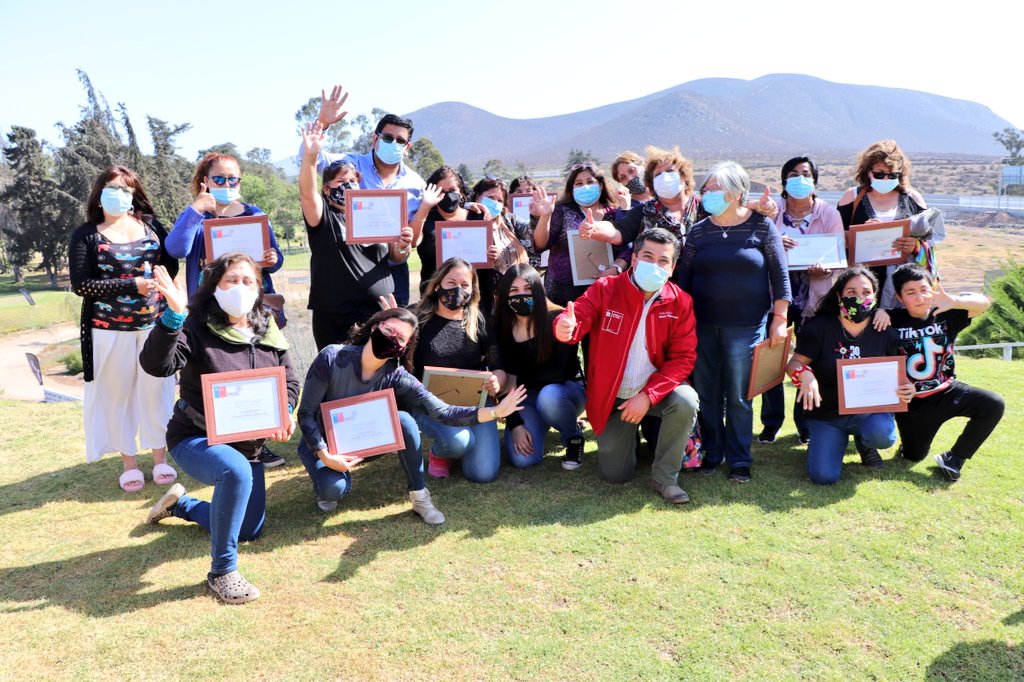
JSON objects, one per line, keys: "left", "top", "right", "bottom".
{"left": 0, "top": 358, "right": 1020, "bottom": 680}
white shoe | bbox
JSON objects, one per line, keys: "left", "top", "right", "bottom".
{"left": 146, "top": 483, "right": 185, "bottom": 524}
{"left": 316, "top": 499, "right": 338, "bottom": 512}
{"left": 409, "top": 488, "right": 445, "bottom": 525}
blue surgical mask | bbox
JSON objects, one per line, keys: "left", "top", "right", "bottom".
{"left": 100, "top": 187, "right": 133, "bottom": 216}
{"left": 871, "top": 177, "right": 899, "bottom": 194}
{"left": 375, "top": 138, "right": 405, "bottom": 165}
{"left": 210, "top": 187, "right": 240, "bottom": 205}
{"left": 479, "top": 196, "right": 503, "bottom": 218}
{"left": 632, "top": 259, "right": 671, "bottom": 293}
{"left": 572, "top": 184, "right": 601, "bottom": 206}
{"left": 785, "top": 176, "right": 815, "bottom": 200}
{"left": 701, "top": 190, "right": 729, "bottom": 217}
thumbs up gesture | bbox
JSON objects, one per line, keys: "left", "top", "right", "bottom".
{"left": 578, "top": 208, "right": 596, "bottom": 240}
{"left": 192, "top": 182, "right": 216, "bottom": 214}
{"left": 755, "top": 186, "right": 778, "bottom": 218}
{"left": 555, "top": 301, "right": 577, "bottom": 342}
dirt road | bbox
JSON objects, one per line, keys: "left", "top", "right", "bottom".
{"left": 0, "top": 324, "right": 82, "bottom": 401}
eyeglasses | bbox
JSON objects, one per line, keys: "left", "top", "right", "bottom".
{"left": 104, "top": 183, "right": 134, "bottom": 193}
{"left": 871, "top": 171, "right": 901, "bottom": 180}
{"left": 569, "top": 162, "right": 596, "bottom": 172}
{"left": 378, "top": 132, "right": 409, "bottom": 146}
{"left": 209, "top": 175, "right": 242, "bottom": 187}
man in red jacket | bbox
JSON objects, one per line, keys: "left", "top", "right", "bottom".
{"left": 554, "top": 228, "right": 699, "bottom": 503}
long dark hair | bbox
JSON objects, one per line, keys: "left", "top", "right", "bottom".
{"left": 558, "top": 163, "right": 617, "bottom": 209}
{"left": 426, "top": 166, "right": 469, "bottom": 207}
{"left": 346, "top": 307, "right": 420, "bottom": 372}
{"left": 812, "top": 266, "right": 880, "bottom": 319}
{"left": 415, "top": 258, "right": 483, "bottom": 342}
{"left": 493, "top": 264, "right": 560, "bottom": 364}
{"left": 85, "top": 166, "right": 157, "bottom": 224}
{"left": 190, "top": 253, "right": 271, "bottom": 339}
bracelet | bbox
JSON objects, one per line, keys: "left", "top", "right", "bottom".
{"left": 788, "top": 364, "right": 811, "bottom": 388}
{"left": 160, "top": 307, "right": 187, "bottom": 330}
{"left": 773, "top": 312, "right": 788, "bottom": 322}
{"left": 489, "top": 408, "right": 499, "bottom": 421}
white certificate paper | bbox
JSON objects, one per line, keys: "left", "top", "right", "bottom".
{"left": 327, "top": 397, "right": 398, "bottom": 456}
{"left": 208, "top": 221, "right": 266, "bottom": 262}
{"left": 510, "top": 194, "right": 532, "bottom": 223}
{"left": 209, "top": 376, "right": 282, "bottom": 435}
{"left": 439, "top": 226, "right": 490, "bottom": 265}
{"left": 837, "top": 359, "right": 907, "bottom": 414}
{"left": 849, "top": 221, "right": 909, "bottom": 266}
{"left": 786, "top": 234, "right": 847, "bottom": 270}
{"left": 350, "top": 197, "right": 403, "bottom": 239}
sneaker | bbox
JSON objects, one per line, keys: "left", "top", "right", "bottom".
{"left": 316, "top": 499, "right": 338, "bottom": 512}
{"left": 859, "top": 447, "right": 884, "bottom": 469}
{"left": 757, "top": 427, "right": 778, "bottom": 444}
{"left": 145, "top": 483, "right": 184, "bottom": 524}
{"left": 427, "top": 450, "right": 450, "bottom": 478}
{"left": 562, "top": 436, "right": 584, "bottom": 471}
{"left": 207, "top": 570, "right": 260, "bottom": 604}
{"left": 797, "top": 428, "right": 810, "bottom": 445}
{"left": 728, "top": 467, "right": 752, "bottom": 484}
{"left": 698, "top": 463, "right": 718, "bottom": 477}
{"left": 650, "top": 479, "right": 690, "bottom": 504}
{"left": 409, "top": 488, "right": 445, "bottom": 525}
{"left": 258, "top": 446, "right": 285, "bottom": 468}
{"left": 897, "top": 444, "right": 926, "bottom": 462}
{"left": 934, "top": 452, "right": 965, "bottom": 482}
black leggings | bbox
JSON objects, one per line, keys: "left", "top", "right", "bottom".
{"left": 312, "top": 305, "right": 379, "bottom": 351}
{"left": 895, "top": 382, "right": 1004, "bottom": 460}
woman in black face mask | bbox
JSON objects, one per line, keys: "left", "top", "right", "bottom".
{"left": 296, "top": 307, "right": 527, "bottom": 523}
{"left": 492, "top": 264, "right": 586, "bottom": 471}
{"left": 409, "top": 166, "right": 483, "bottom": 294}
{"left": 785, "top": 266, "right": 915, "bottom": 484}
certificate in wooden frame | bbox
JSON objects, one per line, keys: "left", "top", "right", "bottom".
{"left": 847, "top": 219, "right": 911, "bottom": 266}
{"left": 320, "top": 388, "right": 406, "bottom": 458}
{"left": 836, "top": 357, "right": 909, "bottom": 415}
{"left": 746, "top": 326, "right": 794, "bottom": 400}
{"left": 200, "top": 366, "right": 289, "bottom": 445}
{"left": 343, "top": 189, "right": 408, "bottom": 244}
{"left": 435, "top": 221, "right": 494, "bottom": 269}
{"left": 203, "top": 215, "right": 271, "bottom": 266}
{"left": 509, "top": 193, "right": 533, "bottom": 223}
{"left": 422, "top": 367, "right": 490, "bottom": 408}
{"left": 567, "top": 229, "right": 615, "bottom": 285}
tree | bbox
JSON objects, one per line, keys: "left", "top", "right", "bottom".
{"left": 196, "top": 142, "right": 240, "bottom": 161}
{"left": 349, "top": 107, "right": 389, "bottom": 154}
{"left": 457, "top": 163, "right": 474, "bottom": 186}
{"left": 482, "top": 159, "right": 506, "bottom": 179}
{"left": 294, "top": 96, "right": 352, "bottom": 153}
{"left": 408, "top": 137, "right": 445, "bottom": 179}
{"left": 960, "top": 262, "right": 1024, "bottom": 358}
{"left": 564, "top": 148, "right": 599, "bottom": 173}
{"left": 145, "top": 116, "right": 193, "bottom": 223}
{"left": 993, "top": 128, "right": 1024, "bottom": 164}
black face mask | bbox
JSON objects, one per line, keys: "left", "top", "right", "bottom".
{"left": 369, "top": 325, "right": 407, "bottom": 359}
{"left": 507, "top": 294, "right": 535, "bottom": 316}
{"left": 438, "top": 285, "right": 471, "bottom": 311}
{"left": 328, "top": 181, "right": 359, "bottom": 206}
{"left": 626, "top": 176, "right": 646, "bottom": 195}
{"left": 438, "top": 191, "right": 461, "bottom": 213}
{"left": 839, "top": 295, "right": 877, "bottom": 324}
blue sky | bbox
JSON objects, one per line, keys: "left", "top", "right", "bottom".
{"left": 1, "top": 0, "right": 1020, "bottom": 163}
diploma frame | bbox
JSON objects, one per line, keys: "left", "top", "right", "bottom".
{"left": 344, "top": 189, "right": 408, "bottom": 244}
{"left": 786, "top": 233, "right": 848, "bottom": 271}
{"left": 510, "top": 193, "right": 533, "bottom": 223}
{"left": 421, "top": 366, "right": 490, "bottom": 408}
{"left": 203, "top": 215, "right": 271, "bottom": 266}
{"left": 320, "top": 388, "right": 406, "bottom": 458}
{"left": 435, "top": 220, "right": 494, "bottom": 269}
{"left": 567, "top": 229, "right": 615, "bottom": 285}
{"left": 847, "top": 219, "right": 911, "bottom": 266}
{"left": 836, "top": 357, "right": 909, "bottom": 415}
{"left": 200, "top": 366, "right": 289, "bottom": 445}
{"left": 746, "top": 326, "right": 794, "bottom": 400}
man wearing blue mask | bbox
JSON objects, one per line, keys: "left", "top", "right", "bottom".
{"left": 299, "top": 85, "right": 425, "bottom": 305}
{"left": 553, "top": 228, "right": 700, "bottom": 503}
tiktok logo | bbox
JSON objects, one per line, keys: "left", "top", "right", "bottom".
{"left": 906, "top": 336, "right": 944, "bottom": 381}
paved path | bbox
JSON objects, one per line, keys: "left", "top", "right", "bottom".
{"left": 0, "top": 324, "right": 82, "bottom": 401}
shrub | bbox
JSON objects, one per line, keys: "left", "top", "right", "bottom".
{"left": 58, "top": 350, "right": 83, "bottom": 375}
{"left": 960, "top": 261, "right": 1024, "bottom": 359}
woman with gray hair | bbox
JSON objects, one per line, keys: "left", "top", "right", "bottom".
{"left": 677, "top": 161, "right": 791, "bottom": 483}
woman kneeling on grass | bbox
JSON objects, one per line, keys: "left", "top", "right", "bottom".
{"left": 295, "top": 307, "right": 527, "bottom": 521}
{"left": 141, "top": 253, "right": 299, "bottom": 604}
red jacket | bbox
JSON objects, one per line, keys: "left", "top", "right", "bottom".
{"left": 553, "top": 270, "right": 697, "bottom": 435}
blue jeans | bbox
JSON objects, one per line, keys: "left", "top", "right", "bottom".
{"left": 169, "top": 436, "right": 266, "bottom": 575}
{"left": 389, "top": 261, "right": 410, "bottom": 307}
{"left": 296, "top": 440, "right": 352, "bottom": 502}
{"left": 505, "top": 381, "right": 586, "bottom": 468}
{"left": 760, "top": 381, "right": 808, "bottom": 432}
{"left": 805, "top": 413, "right": 897, "bottom": 484}
{"left": 413, "top": 410, "right": 501, "bottom": 483}
{"left": 691, "top": 323, "right": 764, "bottom": 471}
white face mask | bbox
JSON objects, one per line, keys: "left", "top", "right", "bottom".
{"left": 652, "top": 171, "right": 682, "bottom": 199}
{"left": 214, "top": 283, "right": 259, "bottom": 318}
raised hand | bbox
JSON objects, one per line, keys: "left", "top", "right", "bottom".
{"left": 302, "top": 120, "right": 325, "bottom": 157}
{"left": 421, "top": 183, "right": 443, "bottom": 208}
{"left": 378, "top": 293, "right": 399, "bottom": 310}
{"left": 531, "top": 186, "right": 554, "bottom": 216}
{"left": 756, "top": 186, "right": 778, "bottom": 218}
{"left": 152, "top": 265, "right": 187, "bottom": 313}
{"left": 192, "top": 182, "right": 216, "bottom": 214}
{"left": 930, "top": 281, "right": 956, "bottom": 314}
{"left": 318, "top": 84, "right": 350, "bottom": 128}
{"left": 555, "top": 301, "right": 577, "bottom": 342}
{"left": 495, "top": 384, "right": 528, "bottom": 418}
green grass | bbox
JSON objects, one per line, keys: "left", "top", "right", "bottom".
{"left": 0, "top": 289, "right": 79, "bottom": 334}
{"left": 0, "top": 358, "right": 1021, "bottom": 680}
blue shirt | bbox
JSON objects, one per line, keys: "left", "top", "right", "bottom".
{"left": 300, "top": 144, "right": 425, "bottom": 219}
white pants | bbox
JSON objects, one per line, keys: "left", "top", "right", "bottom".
{"left": 83, "top": 328, "right": 176, "bottom": 462}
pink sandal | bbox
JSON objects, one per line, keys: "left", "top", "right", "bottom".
{"left": 152, "top": 463, "right": 177, "bottom": 486}
{"left": 119, "top": 468, "right": 145, "bottom": 493}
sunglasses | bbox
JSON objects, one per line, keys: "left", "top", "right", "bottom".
{"left": 209, "top": 175, "right": 242, "bottom": 187}
{"left": 871, "top": 171, "right": 901, "bottom": 180}
{"left": 569, "top": 162, "right": 596, "bottom": 172}
{"left": 378, "top": 132, "right": 409, "bottom": 146}
{"left": 104, "top": 183, "right": 134, "bottom": 193}
{"left": 326, "top": 160, "right": 356, "bottom": 171}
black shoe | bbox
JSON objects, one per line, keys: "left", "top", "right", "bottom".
{"left": 757, "top": 427, "right": 778, "bottom": 444}
{"left": 698, "top": 463, "right": 718, "bottom": 477}
{"left": 258, "top": 446, "right": 286, "bottom": 468}
{"left": 934, "top": 451, "right": 964, "bottom": 482}
{"left": 859, "top": 448, "right": 884, "bottom": 469}
{"left": 797, "top": 428, "right": 810, "bottom": 445}
{"left": 897, "top": 445, "right": 926, "bottom": 463}
{"left": 728, "top": 467, "right": 751, "bottom": 484}
{"left": 562, "top": 436, "right": 584, "bottom": 471}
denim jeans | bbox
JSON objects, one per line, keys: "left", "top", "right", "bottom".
{"left": 805, "top": 413, "right": 897, "bottom": 484}
{"left": 505, "top": 381, "right": 586, "bottom": 468}
{"left": 691, "top": 323, "right": 764, "bottom": 471}
{"left": 413, "top": 410, "right": 501, "bottom": 483}
{"left": 169, "top": 436, "right": 266, "bottom": 575}
{"left": 760, "top": 381, "right": 808, "bottom": 432}
{"left": 296, "top": 440, "right": 352, "bottom": 502}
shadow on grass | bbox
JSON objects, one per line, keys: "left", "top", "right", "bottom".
{"left": 925, "top": 639, "right": 1024, "bottom": 680}
{"left": 1005, "top": 610, "right": 1024, "bottom": 626}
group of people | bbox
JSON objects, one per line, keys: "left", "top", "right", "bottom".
{"left": 68, "top": 85, "right": 1004, "bottom": 604}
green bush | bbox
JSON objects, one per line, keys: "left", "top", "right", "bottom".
{"left": 960, "top": 260, "right": 1024, "bottom": 359}
{"left": 58, "top": 350, "right": 83, "bottom": 375}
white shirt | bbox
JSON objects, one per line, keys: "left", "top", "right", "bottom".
{"left": 616, "top": 293, "right": 659, "bottom": 399}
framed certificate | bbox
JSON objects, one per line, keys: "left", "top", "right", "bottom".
{"left": 203, "top": 215, "right": 271, "bottom": 265}
{"left": 847, "top": 219, "right": 910, "bottom": 266}
{"left": 201, "top": 366, "right": 289, "bottom": 445}
{"left": 836, "top": 357, "right": 909, "bottom": 415}
{"left": 320, "top": 389, "right": 406, "bottom": 458}
{"left": 567, "top": 229, "right": 614, "bottom": 285}
{"left": 510, "top": 193, "right": 533, "bottom": 223}
{"left": 436, "top": 221, "right": 493, "bottom": 269}
{"left": 786, "top": 234, "right": 848, "bottom": 271}
{"left": 422, "top": 367, "right": 490, "bottom": 408}
{"left": 344, "top": 189, "right": 408, "bottom": 244}
{"left": 746, "top": 326, "right": 794, "bottom": 400}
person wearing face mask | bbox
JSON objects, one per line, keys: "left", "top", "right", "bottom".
{"left": 296, "top": 307, "right": 527, "bottom": 520}
{"left": 757, "top": 156, "right": 845, "bottom": 446}
{"left": 140, "top": 253, "right": 299, "bottom": 604}
{"left": 785, "top": 267, "right": 914, "bottom": 484}
{"left": 611, "top": 151, "right": 653, "bottom": 204}
{"left": 69, "top": 166, "right": 180, "bottom": 493}
{"left": 469, "top": 176, "right": 532, "bottom": 319}
{"left": 553, "top": 228, "right": 700, "bottom": 503}
{"left": 507, "top": 175, "right": 547, "bottom": 270}
{"left": 678, "top": 162, "right": 791, "bottom": 484}
{"left": 300, "top": 122, "right": 413, "bottom": 349}
{"left": 300, "top": 85, "right": 426, "bottom": 306}
{"left": 492, "top": 264, "right": 586, "bottom": 471}
{"left": 408, "top": 166, "right": 484, "bottom": 292}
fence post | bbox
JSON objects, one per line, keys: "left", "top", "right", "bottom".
{"left": 1005, "top": 346, "right": 1013, "bottom": 361}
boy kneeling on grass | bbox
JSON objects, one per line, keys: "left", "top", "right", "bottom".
{"left": 887, "top": 264, "right": 1005, "bottom": 481}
